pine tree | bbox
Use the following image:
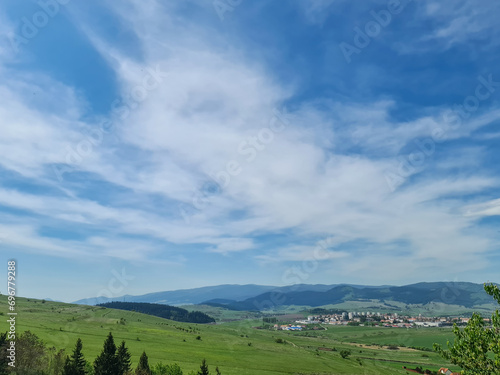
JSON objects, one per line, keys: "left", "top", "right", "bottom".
{"left": 117, "top": 341, "right": 131, "bottom": 375}
{"left": 63, "top": 356, "right": 75, "bottom": 375}
{"left": 69, "top": 338, "right": 87, "bottom": 375}
{"left": 197, "top": 359, "right": 209, "bottom": 375}
{"left": 135, "top": 351, "right": 151, "bottom": 375}
{"left": 94, "top": 332, "right": 120, "bottom": 375}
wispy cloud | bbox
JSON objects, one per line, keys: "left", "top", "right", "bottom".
{"left": 0, "top": 0, "right": 499, "bottom": 300}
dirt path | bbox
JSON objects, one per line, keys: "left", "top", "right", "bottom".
{"left": 344, "top": 342, "right": 420, "bottom": 352}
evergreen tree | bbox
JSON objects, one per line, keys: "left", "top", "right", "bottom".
{"left": 135, "top": 351, "right": 151, "bottom": 375}
{"left": 63, "top": 356, "right": 75, "bottom": 375}
{"left": 197, "top": 359, "right": 209, "bottom": 375}
{"left": 67, "top": 338, "right": 87, "bottom": 375}
{"left": 117, "top": 341, "right": 131, "bottom": 375}
{"left": 94, "top": 332, "right": 120, "bottom": 375}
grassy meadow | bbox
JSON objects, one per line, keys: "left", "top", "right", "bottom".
{"left": 0, "top": 296, "right": 461, "bottom": 374}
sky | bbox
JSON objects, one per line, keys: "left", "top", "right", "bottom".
{"left": 0, "top": 0, "right": 499, "bottom": 303}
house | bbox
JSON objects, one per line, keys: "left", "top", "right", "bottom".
{"left": 438, "top": 368, "right": 460, "bottom": 375}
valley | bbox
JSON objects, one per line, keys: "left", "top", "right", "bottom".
{"left": 0, "top": 295, "right": 463, "bottom": 374}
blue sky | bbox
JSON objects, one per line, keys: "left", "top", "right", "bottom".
{"left": 1, "top": 0, "right": 500, "bottom": 302}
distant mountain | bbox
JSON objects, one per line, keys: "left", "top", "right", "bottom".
{"left": 74, "top": 284, "right": 278, "bottom": 305}
{"left": 209, "top": 282, "right": 497, "bottom": 311}
{"left": 73, "top": 283, "right": 360, "bottom": 306}
{"left": 74, "top": 282, "right": 496, "bottom": 311}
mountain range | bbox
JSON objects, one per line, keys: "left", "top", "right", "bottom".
{"left": 73, "top": 284, "right": 340, "bottom": 305}
{"left": 74, "top": 282, "right": 497, "bottom": 311}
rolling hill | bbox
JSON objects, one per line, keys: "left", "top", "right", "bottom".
{"left": 74, "top": 282, "right": 498, "bottom": 313}
{"left": 204, "top": 282, "right": 498, "bottom": 311}
{"left": 0, "top": 295, "right": 460, "bottom": 374}
{"left": 73, "top": 283, "right": 344, "bottom": 306}
{"left": 98, "top": 301, "right": 215, "bottom": 323}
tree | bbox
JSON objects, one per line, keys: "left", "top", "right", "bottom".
{"left": 117, "top": 341, "right": 131, "bottom": 374}
{"left": 135, "top": 351, "right": 151, "bottom": 375}
{"left": 48, "top": 348, "right": 66, "bottom": 375}
{"left": 168, "top": 364, "right": 184, "bottom": 375}
{"left": 434, "top": 283, "right": 500, "bottom": 374}
{"left": 94, "top": 332, "right": 120, "bottom": 375}
{"left": 63, "top": 356, "right": 75, "bottom": 375}
{"left": 15, "top": 331, "right": 49, "bottom": 374}
{"left": 340, "top": 349, "right": 351, "bottom": 359}
{"left": 197, "top": 359, "right": 209, "bottom": 375}
{"left": 0, "top": 332, "right": 10, "bottom": 375}
{"left": 152, "top": 363, "right": 183, "bottom": 375}
{"left": 63, "top": 338, "right": 86, "bottom": 375}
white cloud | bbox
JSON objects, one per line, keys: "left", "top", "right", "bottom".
{"left": 257, "top": 244, "right": 349, "bottom": 263}
{"left": 463, "top": 198, "right": 500, "bottom": 218}
{"left": 0, "top": 0, "right": 497, "bottom": 283}
{"left": 423, "top": 0, "right": 500, "bottom": 46}
{"left": 300, "top": 0, "right": 343, "bottom": 25}
{"left": 210, "top": 238, "right": 255, "bottom": 254}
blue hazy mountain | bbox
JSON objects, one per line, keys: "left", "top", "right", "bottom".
{"left": 73, "top": 283, "right": 350, "bottom": 305}
{"left": 72, "top": 282, "right": 494, "bottom": 310}
{"left": 215, "top": 282, "right": 496, "bottom": 311}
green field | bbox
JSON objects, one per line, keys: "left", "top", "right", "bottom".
{"left": 0, "top": 296, "right": 462, "bottom": 374}
{"left": 294, "top": 325, "right": 455, "bottom": 349}
{"left": 179, "top": 304, "right": 263, "bottom": 322}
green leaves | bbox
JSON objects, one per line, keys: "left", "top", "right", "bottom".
{"left": 434, "top": 283, "right": 500, "bottom": 375}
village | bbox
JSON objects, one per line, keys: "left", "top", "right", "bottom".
{"left": 270, "top": 311, "right": 482, "bottom": 331}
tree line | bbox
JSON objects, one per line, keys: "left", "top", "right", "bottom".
{"left": 0, "top": 331, "right": 221, "bottom": 375}
{"left": 97, "top": 303, "right": 215, "bottom": 324}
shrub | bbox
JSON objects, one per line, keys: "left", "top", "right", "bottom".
{"left": 339, "top": 350, "right": 351, "bottom": 359}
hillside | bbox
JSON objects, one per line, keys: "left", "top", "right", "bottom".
{"left": 73, "top": 284, "right": 278, "bottom": 305}
{"left": 98, "top": 301, "right": 215, "bottom": 324}
{"left": 211, "top": 282, "right": 497, "bottom": 311}
{"left": 73, "top": 284, "right": 341, "bottom": 306}
{"left": 0, "top": 295, "right": 460, "bottom": 374}
{"left": 74, "top": 282, "right": 497, "bottom": 312}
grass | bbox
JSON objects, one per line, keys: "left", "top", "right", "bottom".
{"left": 179, "top": 304, "right": 263, "bottom": 322}
{"left": 0, "top": 296, "right": 461, "bottom": 374}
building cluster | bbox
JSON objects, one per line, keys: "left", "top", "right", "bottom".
{"left": 291, "top": 312, "right": 479, "bottom": 328}
{"left": 273, "top": 324, "right": 305, "bottom": 331}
